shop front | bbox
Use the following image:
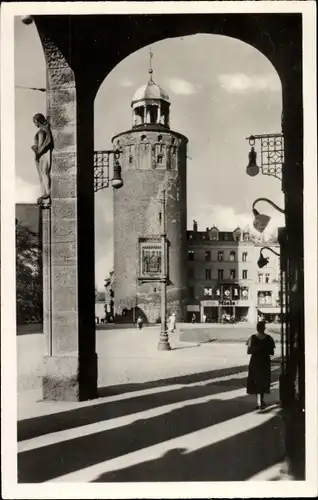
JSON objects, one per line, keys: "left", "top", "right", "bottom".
{"left": 186, "top": 304, "right": 200, "bottom": 323}
{"left": 258, "top": 307, "right": 285, "bottom": 323}
{"left": 200, "top": 300, "right": 250, "bottom": 323}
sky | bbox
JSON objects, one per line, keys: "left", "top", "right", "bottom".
{"left": 15, "top": 18, "right": 285, "bottom": 289}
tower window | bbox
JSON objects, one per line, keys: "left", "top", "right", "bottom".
{"left": 141, "top": 135, "right": 146, "bottom": 141}
{"left": 158, "top": 135, "right": 162, "bottom": 142}
{"left": 157, "top": 155, "right": 163, "bottom": 164}
{"left": 129, "top": 155, "right": 133, "bottom": 164}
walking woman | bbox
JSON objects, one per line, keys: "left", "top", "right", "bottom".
{"left": 246, "top": 321, "right": 276, "bottom": 410}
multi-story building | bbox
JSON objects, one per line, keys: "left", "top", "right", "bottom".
{"left": 186, "top": 220, "right": 282, "bottom": 324}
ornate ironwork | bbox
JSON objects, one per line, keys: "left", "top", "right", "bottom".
{"left": 93, "top": 150, "right": 111, "bottom": 192}
{"left": 247, "top": 133, "right": 284, "bottom": 180}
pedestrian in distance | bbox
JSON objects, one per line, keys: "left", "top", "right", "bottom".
{"left": 246, "top": 320, "right": 276, "bottom": 410}
{"left": 168, "top": 312, "right": 176, "bottom": 332}
{"left": 191, "top": 313, "right": 196, "bottom": 324}
{"left": 136, "top": 316, "right": 143, "bottom": 330}
{"left": 202, "top": 313, "right": 207, "bottom": 323}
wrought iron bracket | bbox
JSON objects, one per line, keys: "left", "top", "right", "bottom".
{"left": 94, "top": 149, "right": 121, "bottom": 193}
{"left": 247, "top": 133, "right": 284, "bottom": 180}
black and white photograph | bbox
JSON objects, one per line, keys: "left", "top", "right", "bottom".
{"left": 1, "top": 1, "right": 317, "bottom": 498}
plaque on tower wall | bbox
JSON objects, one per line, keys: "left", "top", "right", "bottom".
{"left": 138, "top": 236, "right": 167, "bottom": 282}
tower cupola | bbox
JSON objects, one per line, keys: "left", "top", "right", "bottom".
{"left": 131, "top": 48, "right": 170, "bottom": 129}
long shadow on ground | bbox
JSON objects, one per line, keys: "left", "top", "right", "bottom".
{"left": 19, "top": 364, "right": 254, "bottom": 441}
{"left": 18, "top": 370, "right": 281, "bottom": 483}
{"left": 92, "top": 412, "right": 285, "bottom": 482}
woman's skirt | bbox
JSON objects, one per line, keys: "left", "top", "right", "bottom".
{"left": 247, "top": 355, "right": 271, "bottom": 394}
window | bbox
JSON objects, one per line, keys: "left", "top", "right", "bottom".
{"left": 241, "top": 287, "right": 249, "bottom": 300}
{"left": 230, "top": 269, "right": 236, "bottom": 279}
{"left": 205, "top": 250, "right": 211, "bottom": 262}
{"left": 243, "top": 233, "right": 249, "bottom": 241}
{"left": 230, "top": 251, "right": 236, "bottom": 261}
{"left": 188, "top": 251, "right": 194, "bottom": 261}
{"left": 257, "top": 292, "right": 265, "bottom": 306}
{"left": 205, "top": 269, "right": 212, "bottom": 280}
{"left": 129, "top": 155, "right": 133, "bottom": 164}
{"left": 188, "top": 286, "right": 194, "bottom": 299}
{"left": 217, "top": 251, "right": 224, "bottom": 261}
{"left": 257, "top": 291, "right": 272, "bottom": 306}
{"left": 264, "top": 292, "right": 272, "bottom": 305}
{"left": 265, "top": 273, "right": 270, "bottom": 283}
{"left": 188, "top": 268, "right": 194, "bottom": 279}
{"left": 242, "top": 252, "right": 248, "bottom": 262}
{"left": 210, "top": 229, "right": 218, "bottom": 241}
{"left": 157, "top": 155, "right": 163, "bottom": 164}
{"left": 258, "top": 273, "right": 264, "bottom": 284}
{"left": 218, "top": 269, "right": 224, "bottom": 280}
{"left": 242, "top": 269, "right": 248, "bottom": 279}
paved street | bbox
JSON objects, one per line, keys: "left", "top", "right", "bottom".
{"left": 17, "top": 327, "right": 287, "bottom": 483}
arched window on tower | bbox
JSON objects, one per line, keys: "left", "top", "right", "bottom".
{"left": 133, "top": 106, "right": 144, "bottom": 126}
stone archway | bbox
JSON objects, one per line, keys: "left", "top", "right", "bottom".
{"left": 33, "top": 14, "right": 303, "bottom": 409}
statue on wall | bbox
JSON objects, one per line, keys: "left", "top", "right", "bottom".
{"left": 31, "top": 113, "right": 54, "bottom": 207}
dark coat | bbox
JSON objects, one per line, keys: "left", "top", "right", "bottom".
{"left": 246, "top": 334, "right": 275, "bottom": 394}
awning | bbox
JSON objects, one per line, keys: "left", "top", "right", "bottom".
{"left": 258, "top": 307, "right": 285, "bottom": 314}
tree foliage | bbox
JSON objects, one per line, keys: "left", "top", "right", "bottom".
{"left": 16, "top": 221, "right": 42, "bottom": 324}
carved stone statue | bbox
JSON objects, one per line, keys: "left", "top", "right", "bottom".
{"left": 31, "top": 113, "right": 54, "bottom": 207}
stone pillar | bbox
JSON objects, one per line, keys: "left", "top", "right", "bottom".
{"left": 37, "top": 31, "right": 97, "bottom": 401}
{"left": 41, "top": 207, "right": 52, "bottom": 356}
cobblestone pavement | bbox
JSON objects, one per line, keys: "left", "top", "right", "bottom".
{"left": 17, "top": 327, "right": 288, "bottom": 484}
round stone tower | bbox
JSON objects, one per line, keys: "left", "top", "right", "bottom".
{"left": 112, "top": 62, "right": 188, "bottom": 323}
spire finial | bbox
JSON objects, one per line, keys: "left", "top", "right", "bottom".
{"left": 148, "top": 47, "right": 154, "bottom": 82}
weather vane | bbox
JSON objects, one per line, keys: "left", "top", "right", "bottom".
{"left": 149, "top": 47, "right": 154, "bottom": 82}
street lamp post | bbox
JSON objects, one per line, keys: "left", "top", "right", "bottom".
{"left": 158, "top": 190, "right": 171, "bottom": 351}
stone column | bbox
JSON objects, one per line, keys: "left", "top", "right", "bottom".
{"left": 37, "top": 31, "right": 97, "bottom": 401}
{"left": 41, "top": 207, "right": 52, "bottom": 356}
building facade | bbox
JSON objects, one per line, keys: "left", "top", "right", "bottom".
{"left": 112, "top": 68, "right": 188, "bottom": 323}
{"left": 186, "top": 221, "right": 282, "bottom": 324}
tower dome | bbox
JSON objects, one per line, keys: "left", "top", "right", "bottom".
{"left": 131, "top": 49, "right": 170, "bottom": 129}
{"left": 132, "top": 81, "right": 170, "bottom": 103}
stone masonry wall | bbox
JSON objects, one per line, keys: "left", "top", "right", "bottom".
{"left": 112, "top": 128, "right": 188, "bottom": 322}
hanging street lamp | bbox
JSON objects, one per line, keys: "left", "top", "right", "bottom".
{"left": 252, "top": 197, "right": 285, "bottom": 233}
{"left": 246, "top": 134, "right": 284, "bottom": 181}
{"left": 257, "top": 246, "right": 281, "bottom": 268}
